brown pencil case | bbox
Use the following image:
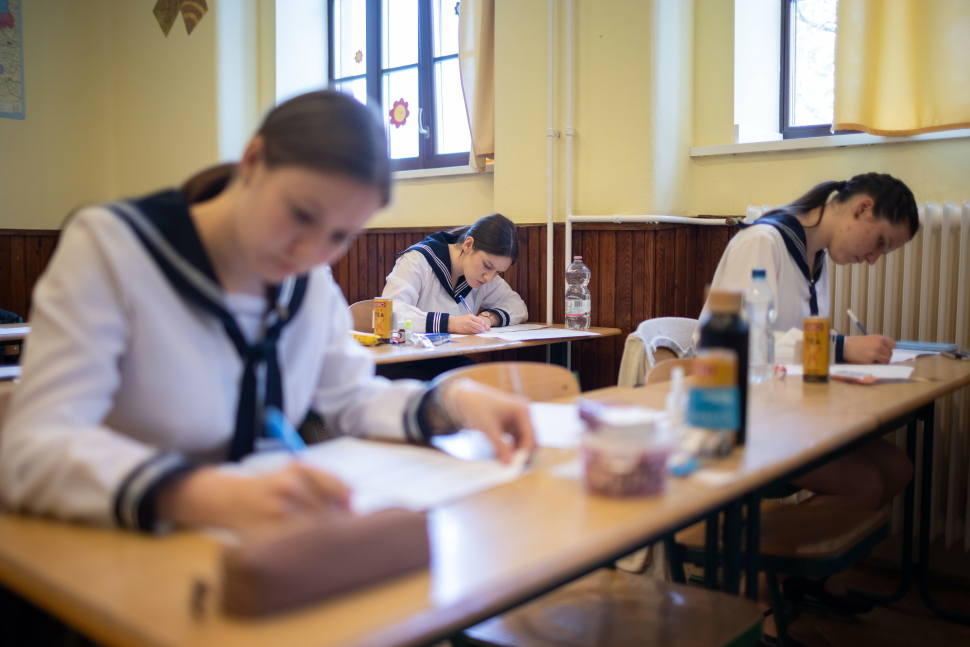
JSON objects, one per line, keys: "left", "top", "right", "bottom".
{"left": 221, "top": 508, "right": 430, "bottom": 616}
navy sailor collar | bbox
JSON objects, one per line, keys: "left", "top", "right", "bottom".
{"left": 400, "top": 231, "right": 472, "bottom": 303}
{"left": 743, "top": 212, "right": 826, "bottom": 316}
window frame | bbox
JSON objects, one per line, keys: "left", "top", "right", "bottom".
{"left": 779, "top": 0, "right": 857, "bottom": 140}
{"left": 328, "top": 0, "right": 470, "bottom": 171}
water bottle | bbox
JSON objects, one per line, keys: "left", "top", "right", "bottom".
{"left": 698, "top": 289, "right": 749, "bottom": 445}
{"left": 744, "top": 268, "right": 775, "bottom": 383}
{"left": 565, "top": 256, "right": 591, "bottom": 330}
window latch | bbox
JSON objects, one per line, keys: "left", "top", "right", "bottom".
{"left": 418, "top": 108, "right": 430, "bottom": 138}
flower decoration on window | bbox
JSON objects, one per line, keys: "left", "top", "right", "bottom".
{"left": 454, "top": 2, "right": 460, "bottom": 16}
{"left": 354, "top": 50, "right": 363, "bottom": 64}
{"left": 389, "top": 99, "right": 410, "bottom": 128}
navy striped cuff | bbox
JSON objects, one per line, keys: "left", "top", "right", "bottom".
{"left": 425, "top": 312, "right": 450, "bottom": 334}
{"left": 834, "top": 334, "right": 846, "bottom": 364}
{"left": 404, "top": 386, "right": 435, "bottom": 443}
{"left": 482, "top": 308, "right": 510, "bottom": 327}
{"left": 113, "top": 453, "right": 198, "bottom": 533}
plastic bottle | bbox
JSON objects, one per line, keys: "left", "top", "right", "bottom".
{"left": 565, "top": 256, "right": 591, "bottom": 330}
{"left": 744, "top": 269, "right": 775, "bottom": 383}
{"left": 698, "top": 289, "right": 749, "bottom": 445}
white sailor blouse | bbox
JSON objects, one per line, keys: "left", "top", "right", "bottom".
{"left": 382, "top": 231, "right": 528, "bottom": 333}
{"left": 706, "top": 212, "right": 846, "bottom": 362}
{"left": 0, "top": 190, "right": 438, "bottom": 532}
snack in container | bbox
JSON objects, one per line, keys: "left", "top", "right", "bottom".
{"left": 578, "top": 401, "right": 671, "bottom": 497}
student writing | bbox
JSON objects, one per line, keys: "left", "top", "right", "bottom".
{"left": 0, "top": 91, "right": 535, "bottom": 533}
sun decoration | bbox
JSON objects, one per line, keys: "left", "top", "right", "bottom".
{"left": 354, "top": 50, "right": 363, "bottom": 64}
{"left": 389, "top": 99, "right": 410, "bottom": 128}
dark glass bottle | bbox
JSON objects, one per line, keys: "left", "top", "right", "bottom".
{"left": 699, "top": 290, "right": 750, "bottom": 444}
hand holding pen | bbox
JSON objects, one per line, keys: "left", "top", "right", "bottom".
{"left": 843, "top": 309, "right": 896, "bottom": 364}
{"left": 451, "top": 295, "right": 492, "bottom": 334}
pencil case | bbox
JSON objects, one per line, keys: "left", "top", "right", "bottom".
{"left": 221, "top": 508, "right": 430, "bottom": 616}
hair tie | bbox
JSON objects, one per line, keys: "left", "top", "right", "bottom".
{"left": 837, "top": 180, "right": 849, "bottom": 192}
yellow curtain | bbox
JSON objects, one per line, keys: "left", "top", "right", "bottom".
{"left": 458, "top": 0, "right": 495, "bottom": 171}
{"left": 834, "top": 0, "right": 970, "bottom": 136}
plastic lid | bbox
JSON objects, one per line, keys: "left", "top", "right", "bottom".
{"left": 752, "top": 268, "right": 766, "bottom": 279}
{"left": 707, "top": 289, "right": 743, "bottom": 314}
{"left": 573, "top": 256, "right": 582, "bottom": 260}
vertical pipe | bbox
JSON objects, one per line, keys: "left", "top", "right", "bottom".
{"left": 564, "top": 0, "right": 574, "bottom": 271}
{"left": 546, "top": 0, "right": 555, "bottom": 324}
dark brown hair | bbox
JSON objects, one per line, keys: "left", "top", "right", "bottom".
{"left": 450, "top": 213, "right": 519, "bottom": 264}
{"left": 763, "top": 172, "right": 919, "bottom": 238}
{"left": 182, "top": 90, "right": 391, "bottom": 206}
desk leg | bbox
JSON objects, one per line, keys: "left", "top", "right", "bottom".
{"left": 854, "top": 419, "right": 917, "bottom": 605}
{"left": 704, "top": 512, "right": 720, "bottom": 589}
{"left": 549, "top": 342, "right": 569, "bottom": 368}
{"left": 745, "top": 493, "right": 761, "bottom": 601}
{"left": 917, "top": 403, "right": 970, "bottom": 625}
{"left": 722, "top": 500, "right": 744, "bottom": 595}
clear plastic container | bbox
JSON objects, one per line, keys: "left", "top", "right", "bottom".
{"left": 744, "top": 268, "right": 776, "bottom": 383}
{"left": 565, "top": 256, "right": 592, "bottom": 330}
{"left": 579, "top": 407, "right": 671, "bottom": 497}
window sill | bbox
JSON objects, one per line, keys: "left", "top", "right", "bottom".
{"left": 392, "top": 162, "right": 494, "bottom": 181}
{"left": 690, "top": 129, "right": 970, "bottom": 158}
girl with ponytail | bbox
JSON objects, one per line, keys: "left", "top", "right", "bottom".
{"left": 704, "top": 172, "right": 919, "bottom": 624}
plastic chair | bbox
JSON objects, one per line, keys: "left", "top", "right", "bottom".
{"left": 348, "top": 299, "right": 374, "bottom": 333}
{"left": 435, "top": 361, "right": 579, "bottom": 402}
{"left": 617, "top": 318, "right": 698, "bottom": 387}
{"left": 645, "top": 358, "right": 697, "bottom": 385}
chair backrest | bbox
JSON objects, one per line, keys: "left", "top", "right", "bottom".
{"left": 632, "top": 317, "right": 699, "bottom": 369}
{"left": 645, "top": 358, "right": 697, "bottom": 385}
{"left": 348, "top": 300, "right": 374, "bottom": 333}
{"left": 436, "top": 362, "right": 580, "bottom": 402}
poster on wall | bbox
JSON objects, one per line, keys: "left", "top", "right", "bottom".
{"left": 0, "top": 0, "right": 24, "bottom": 120}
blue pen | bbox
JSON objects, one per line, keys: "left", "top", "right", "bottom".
{"left": 846, "top": 309, "right": 868, "bottom": 335}
{"left": 458, "top": 295, "right": 475, "bottom": 317}
{"left": 265, "top": 406, "right": 308, "bottom": 453}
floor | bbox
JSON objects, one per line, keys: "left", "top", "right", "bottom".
{"left": 784, "top": 563, "right": 970, "bottom": 647}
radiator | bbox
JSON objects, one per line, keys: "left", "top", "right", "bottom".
{"left": 748, "top": 201, "right": 970, "bottom": 549}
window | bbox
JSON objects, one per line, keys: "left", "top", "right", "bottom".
{"left": 329, "top": 0, "right": 472, "bottom": 170}
{"left": 780, "top": 0, "right": 855, "bottom": 139}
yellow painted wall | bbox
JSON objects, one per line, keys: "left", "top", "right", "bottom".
{"left": 371, "top": 172, "right": 495, "bottom": 227}
{"left": 690, "top": 0, "right": 970, "bottom": 215}
{"left": 0, "top": 0, "right": 114, "bottom": 229}
{"left": 106, "top": 0, "right": 219, "bottom": 199}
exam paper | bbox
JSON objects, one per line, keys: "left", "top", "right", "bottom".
{"left": 0, "top": 366, "right": 20, "bottom": 381}
{"left": 432, "top": 403, "right": 586, "bottom": 459}
{"left": 242, "top": 437, "right": 527, "bottom": 515}
{"left": 485, "top": 323, "right": 549, "bottom": 333}
{"left": 477, "top": 329, "right": 600, "bottom": 341}
{"left": 0, "top": 327, "right": 29, "bottom": 338}
{"left": 783, "top": 364, "right": 915, "bottom": 380}
{"left": 891, "top": 349, "right": 937, "bottom": 364}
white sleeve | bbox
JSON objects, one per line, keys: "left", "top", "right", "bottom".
{"left": 701, "top": 229, "right": 782, "bottom": 319}
{"left": 381, "top": 252, "right": 447, "bottom": 333}
{"left": 479, "top": 277, "right": 529, "bottom": 326}
{"left": 312, "top": 276, "right": 426, "bottom": 441}
{"left": 0, "top": 211, "right": 191, "bottom": 530}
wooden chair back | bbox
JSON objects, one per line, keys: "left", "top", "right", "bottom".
{"left": 645, "top": 358, "right": 697, "bottom": 385}
{"left": 348, "top": 300, "right": 374, "bottom": 333}
{"left": 436, "top": 361, "right": 580, "bottom": 402}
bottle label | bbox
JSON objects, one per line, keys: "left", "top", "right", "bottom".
{"left": 565, "top": 299, "right": 591, "bottom": 316}
{"left": 686, "top": 387, "right": 740, "bottom": 430}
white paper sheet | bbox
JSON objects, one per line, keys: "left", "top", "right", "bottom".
{"left": 783, "top": 364, "right": 914, "bottom": 380}
{"left": 0, "top": 366, "right": 20, "bottom": 381}
{"left": 0, "top": 327, "right": 29, "bottom": 338}
{"left": 485, "top": 324, "right": 549, "bottom": 333}
{"left": 477, "top": 329, "right": 600, "bottom": 341}
{"left": 241, "top": 437, "right": 527, "bottom": 515}
{"left": 530, "top": 402, "right": 586, "bottom": 448}
{"left": 891, "top": 349, "right": 937, "bottom": 364}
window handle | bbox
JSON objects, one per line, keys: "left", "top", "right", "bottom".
{"left": 418, "top": 108, "right": 430, "bottom": 138}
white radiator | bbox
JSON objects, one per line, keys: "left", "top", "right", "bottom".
{"left": 748, "top": 201, "right": 970, "bottom": 549}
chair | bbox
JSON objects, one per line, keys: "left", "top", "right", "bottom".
{"left": 645, "top": 358, "right": 697, "bottom": 385}
{"left": 617, "top": 318, "right": 698, "bottom": 387}
{"left": 463, "top": 569, "right": 764, "bottom": 647}
{"left": 435, "top": 361, "right": 579, "bottom": 402}
{"left": 348, "top": 299, "right": 374, "bottom": 333}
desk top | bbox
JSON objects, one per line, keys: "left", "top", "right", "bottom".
{"left": 0, "top": 355, "right": 966, "bottom": 647}
{"left": 368, "top": 324, "right": 621, "bottom": 365}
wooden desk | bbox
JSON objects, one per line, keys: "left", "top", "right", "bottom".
{"left": 367, "top": 324, "right": 621, "bottom": 365}
{"left": 0, "top": 357, "right": 967, "bottom": 647}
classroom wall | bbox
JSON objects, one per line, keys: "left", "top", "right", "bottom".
{"left": 0, "top": 0, "right": 115, "bottom": 230}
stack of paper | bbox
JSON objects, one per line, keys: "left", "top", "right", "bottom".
{"left": 783, "top": 364, "right": 914, "bottom": 380}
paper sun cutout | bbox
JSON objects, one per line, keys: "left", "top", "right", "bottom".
{"left": 389, "top": 99, "right": 410, "bottom": 128}
{"left": 354, "top": 50, "right": 363, "bottom": 64}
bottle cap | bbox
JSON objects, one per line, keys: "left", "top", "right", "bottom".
{"left": 752, "top": 268, "right": 766, "bottom": 279}
{"left": 707, "top": 289, "right": 743, "bottom": 314}
{"left": 573, "top": 256, "right": 582, "bottom": 260}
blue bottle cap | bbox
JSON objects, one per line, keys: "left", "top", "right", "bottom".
{"left": 752, "top": 268, "right": 766, "bottom": 279}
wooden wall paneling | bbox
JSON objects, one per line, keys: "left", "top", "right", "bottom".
{"left": 0, "top": 236, "right": 11, "bottom": 316}
{"left": 9, "top": 236, "right": 26, "bottom": 319}
{"left": 597, "top": 230, "right": 617, "bottom": 389}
